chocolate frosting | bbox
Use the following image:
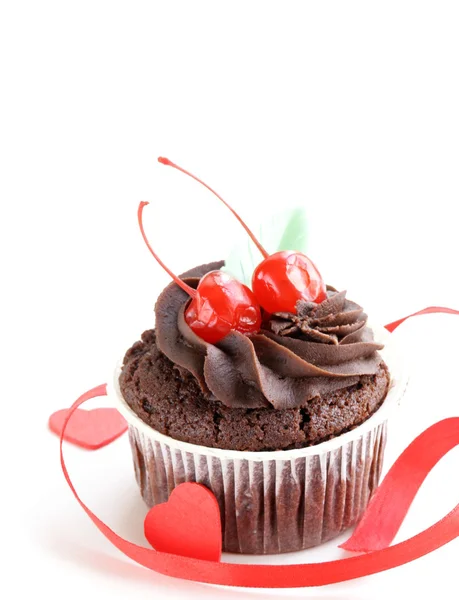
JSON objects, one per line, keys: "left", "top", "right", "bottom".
{"left": 154, "top": 261, "right": 384, "bottom": 410}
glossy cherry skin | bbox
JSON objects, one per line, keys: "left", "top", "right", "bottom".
{"left": 185, "top": 270, "right": 262, "bottom": 344}
{"left": 252, "top": 250, "right": 327, "bottom": 314}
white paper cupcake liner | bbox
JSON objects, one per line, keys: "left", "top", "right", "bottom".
{"left": 110, "top": 325, "right": 408, "bottom": 554}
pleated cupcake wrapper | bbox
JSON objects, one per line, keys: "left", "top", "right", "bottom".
{"left": 128, "top": 420, "right": 387, "bottom": 554}
{"left": 111, "top": 325, "right": 408, "bottom": 554}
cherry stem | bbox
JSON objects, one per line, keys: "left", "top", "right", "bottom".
{"left": 158, "top": 157, "right": 269, "bottom": 259}
{"left": 137, "top": 202, "right": 197, "bottom": 298}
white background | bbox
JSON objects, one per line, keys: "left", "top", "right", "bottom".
{"left": 1, "top": 1, "right": 459, "bottom": 598}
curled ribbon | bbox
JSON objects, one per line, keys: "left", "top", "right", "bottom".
{"left": 60, "top": 306, "right": 459, "bottom": 588}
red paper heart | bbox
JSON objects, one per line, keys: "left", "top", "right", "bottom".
{"left": 49, "top": 407, "right": 128, "bottom": 449}
{"left": 144, "top": 482, "right": 222, "bottom": 561}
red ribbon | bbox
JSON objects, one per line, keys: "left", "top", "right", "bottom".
{"left": 385, "top": 306, "right": 459, "bottom": 332}
{"left": 60, "top": 307, "right": 459, "bottom": 588}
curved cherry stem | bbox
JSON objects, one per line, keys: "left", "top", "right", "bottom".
{"left": 158, "top": 157, "right": 269, "bottom": 259}
{"left": 137, "top": 202, "right": 197, "bottom": 298}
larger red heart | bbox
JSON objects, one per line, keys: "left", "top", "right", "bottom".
{"left": 49, "top": 407, "right": 128, "bottom": 450}
{"left": 144, "top": 482, "right": 222, "bottom": 561}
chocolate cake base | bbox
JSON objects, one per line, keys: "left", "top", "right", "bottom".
{"left": 127, "top": 406, "right": 387, "bottom": 554}
{"left": 120, "top": 330, "right": 390, "bottom": 452}
{"left": 120, "top": 329, "right": 391, "bottom": 554}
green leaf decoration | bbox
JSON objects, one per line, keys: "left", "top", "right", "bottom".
{"left": 221, "top": 206, "right": 308, "bottom": 288}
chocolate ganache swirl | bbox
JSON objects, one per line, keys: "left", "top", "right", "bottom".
{"left": 155, "top": 261, "right": 384, "bottom": 410}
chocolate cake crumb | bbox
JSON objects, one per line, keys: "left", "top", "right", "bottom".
{"left": 119, "top": 330, "right": 390, "bottom": 452}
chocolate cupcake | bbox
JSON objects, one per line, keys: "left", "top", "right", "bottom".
{"left": 111, "top": 159, "right": 407, "bottom": 554}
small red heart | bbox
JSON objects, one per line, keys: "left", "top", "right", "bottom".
{"left": 49, "top": 407, "right": 128, "bottom": 450}
{"left": 144, "top": 482, "right": 222, "bottom": 561}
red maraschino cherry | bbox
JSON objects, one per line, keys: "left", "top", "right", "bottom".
{"left": 157, "top": 157, "right": 327, "bottom": 314}
{"left": 252, "top": 250, "right": 327, "bottom": 313}
{"left": 138, "top": 201, "right": 261, "bottom": 344}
